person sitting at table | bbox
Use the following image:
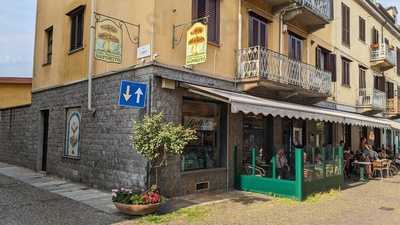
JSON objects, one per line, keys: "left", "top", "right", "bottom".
{"left": 344, "top": 145, "right": 353, "bottom": 178}
{"left": 378, "top": 149, "right": 387, "bottom": 159}
{"left": 360, "top": 154, "right": 373, "bottom": 179}
{"left": 276, "top": 148, "right": 290, "bottom": 179}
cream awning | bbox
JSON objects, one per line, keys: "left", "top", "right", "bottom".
{"left": 186, "top": 84, "right": 392, "bottom": 129}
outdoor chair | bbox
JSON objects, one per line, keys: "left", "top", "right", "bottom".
{"left": 372, "top": 160, "right": 389, "bottom": 179}
{"left": 244, "top": 163, "right": 266, "bottom": 177}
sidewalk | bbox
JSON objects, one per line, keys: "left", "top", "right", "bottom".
{"left": 0, "top": 162, "right": 118, "bottom": 214}
{"left": 0, "top": 162, "right": 265, "bottom": 216}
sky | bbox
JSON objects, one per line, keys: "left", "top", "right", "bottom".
{"left": 0, "top": 0, "right": 399, "bottom": 78}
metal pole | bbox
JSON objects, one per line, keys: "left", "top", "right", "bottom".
{"left": 87, "top": 0, "right": 96, "bottom": 111}
{"left": 252, "top": 148, "right": 256, "bottom": 176}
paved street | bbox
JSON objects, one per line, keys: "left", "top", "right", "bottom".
{"left": 0, "top": 174, "right": 124, "bottom": 225}
{"left": 118, "top": 177, "right": 400, "bottom": 225}
{"left": 2, "top": 161, "right": 400, "bottom": 225}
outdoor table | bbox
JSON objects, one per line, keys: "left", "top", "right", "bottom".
{"left": 352, "top": 161, "right": 372, "bottom": 182}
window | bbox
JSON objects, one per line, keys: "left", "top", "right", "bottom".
{"left": 342, "top": 57, "right": 350, "bottom": 86}
{"left": 386, "top": 82, "right": 395, "bottom": 99}
{"left": 385, "top": 38, "right": 389, "bottom": 46}
{"left": 397, "top": 48, "right": 400, "bottom": 75}
{"left": 249, "top": 12, "right": 268, "bottom": 48}
{"left": 342, "top": 3, "right": 350, "bottom": 46}
{"left": 372, "top": 27, "right": 379, "bottom": 45}
{"left": 192, "top": 0, "right": 220, "bottom": 44}
{"left": 289, "top": 33, "right": 303, "bottom": 61}
{"left": 67, "top": 6, "right": 84, "bottom": 51}
{"left": 359, "top": 17, "right": 365, "bottom": 42}
{"left": 359, "top": 67, "right": 366, "bottom": 89}
{"left": 45, "top": 27, "right": 53, "bottom": 64}
{"left": 374, "top": 75, "right": 385, "bottom": 92}
{"left": 316, "top": 47, "right": 337, "bottom": 82}
{"left": 182, "top": 99, "right": 226, "bottom": 171}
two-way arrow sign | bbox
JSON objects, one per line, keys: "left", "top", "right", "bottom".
{"left": 118, "top": 80, "right": 147, "bottom": 108}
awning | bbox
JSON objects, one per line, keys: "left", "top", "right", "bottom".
{"left": 186, "top": 84, "right": 392, "bottom": 129}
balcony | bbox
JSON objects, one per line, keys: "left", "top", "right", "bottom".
{"left": 356, "top": 88, "right": 386, "bottom": 115}
{"left": 370, "top": 44, "right": 396, "bottom": 71}
{"left": 386, "top": 97, "right": 400, "bottom": 118}
{"left": 236, "top": 46, "right": 331, "bottom": 102}
{"left": 283, "top": 0, "right": 332, "bottom": 32}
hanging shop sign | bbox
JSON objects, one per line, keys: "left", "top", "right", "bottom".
{"left": 186, "top": 22, "right": 207, "bottom": 65}
{"left": 95, "top": 20, "right": 123, "bottom": 64}
{"left": 64, "top": 108, "right": 81, "bottom": 159}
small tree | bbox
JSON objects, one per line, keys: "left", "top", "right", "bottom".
{"left": 133, "top": 113, "right": 197, "bottom": 186}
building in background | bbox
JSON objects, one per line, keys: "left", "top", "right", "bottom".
{"left": 0, "top": 77, "right": 32, "bottom": 109}
{"left": 2, "top": 0, "right": 400, "bottom": 197}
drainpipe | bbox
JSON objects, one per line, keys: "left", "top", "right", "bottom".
{"left": 235, "top": 0, "right": 242, "bottom": 87}
{"left": 87, "top": 0, "right": 96, "bottom": 111}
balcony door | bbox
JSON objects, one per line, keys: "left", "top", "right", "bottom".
{"left": 289, "top": 33, "right": 303, "bottom": 61}
{"left": 249, "top": 13, "right": 268, "bottom": 48}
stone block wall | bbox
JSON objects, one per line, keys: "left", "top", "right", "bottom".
{"left": 30, "top": 68, "right": 152, "bottom": 192}
{"left": 0, "top": 105, "right": 35, "bottom": 169}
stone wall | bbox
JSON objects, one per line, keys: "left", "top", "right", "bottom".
{"left": 0, "top": 105, "right": 35, "bottom": 169}
{"left": 0, "top": 64, "right": 238, "bottom": 196}
{"left": 30, "top": 68, "right": 153, "bottom": 192}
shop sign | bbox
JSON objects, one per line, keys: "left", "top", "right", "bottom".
{"left": 184, "top": 116, "right": 215, "bottom": 131}
{"left": 186, "top": 22, "right": 207, "bottom": 65}
{"left": 64, "top": 108, "right": 81, "bottom": 159}
{"left": 95, "top": 20, "right": 122, "bottom": 64}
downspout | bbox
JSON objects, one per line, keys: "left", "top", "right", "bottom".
{"left": 230, "top": 0, "right": 241, "bottom": 191}
{"left": 87, "top": 0, "right": 96, "bottom": 111}
{"left": 235, "top": 0, "right": 242, "bottom": 88}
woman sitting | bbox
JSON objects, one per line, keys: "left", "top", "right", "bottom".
{"left": 276, "top": 148, "right": 290, "bottom": 179}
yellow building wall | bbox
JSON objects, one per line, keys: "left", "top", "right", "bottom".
{"left": 33, "top": 0, "right": 155, "bottom": 90}
{"left": 33, "top": 0, "right": 400, "bottom": 112}
{"left": 0, "top": 84, "right": 32, "bottom": 109}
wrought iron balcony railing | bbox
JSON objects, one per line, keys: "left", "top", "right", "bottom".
{"left": 358, "top": 88, "right": 386, "bottom": 110}
{"left": 237, "top": 46, "right": 332, "bottom": 95}
{"left": 387, "top": 98, "right": 396, "bottom": 114}
{"left": 370, "top": 44, "right": 396, "bottom": 66}
{"left": 300, "top": 0, "right": 332, "bottom": 20}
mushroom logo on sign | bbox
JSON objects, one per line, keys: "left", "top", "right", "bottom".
{"left": 95, "top": 20, "right": 123, "bottom": 64}
{"left": 186, "top": 22, "right": 207, "bottom": 65}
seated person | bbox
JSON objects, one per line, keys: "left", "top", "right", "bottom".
{"left": 378, "top": 149, "right": 387, "bottom": 159}
{"left": 344, "top": 145, "right": 353, "bottom": 178}
{"left": 276, "top": 148, "right": 290, "bottom": 179}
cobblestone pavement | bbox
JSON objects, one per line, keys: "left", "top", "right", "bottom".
{"left": 0, "top": 174, "right": 125, "bottom": 225}
{"left": 120, "top": 176, "right": 400, "bottom": 225}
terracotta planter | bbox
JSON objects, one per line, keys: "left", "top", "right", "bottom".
{"left": 114, "top": 202, "right": 161, "bottom": 216}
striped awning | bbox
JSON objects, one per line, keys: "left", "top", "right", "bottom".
{"left": 186, "top": 84, "right": 393, "bottom": 129}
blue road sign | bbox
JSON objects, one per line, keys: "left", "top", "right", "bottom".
{"left": 118, "top": 80, "right": 147, "bottom": 108}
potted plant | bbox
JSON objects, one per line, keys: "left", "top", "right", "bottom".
{"left": 112, "top": 113, "right": 197, "bottom": 215}
{"left": 112, "top": 185, "right": 162, "bottom": 216}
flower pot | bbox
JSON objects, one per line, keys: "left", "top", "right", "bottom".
{"left": 114, "top": 202, "right": 161, "bottom": 216}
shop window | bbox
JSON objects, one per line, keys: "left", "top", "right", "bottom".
{"left": 181, "top": 99, "right": 225, "bottom": 171}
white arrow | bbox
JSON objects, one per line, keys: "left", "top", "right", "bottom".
{"left": 135, "top": 88, "right": 143, "bottom": 103}
{"left": 123, "top": 85, "right": 132, "bottom": 101}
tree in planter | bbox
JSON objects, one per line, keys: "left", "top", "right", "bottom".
{"left": 133, "top": 113, "right": 197, "bottom": 186}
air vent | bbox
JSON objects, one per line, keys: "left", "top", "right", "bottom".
{"left": 196, "top": 182, "right": 209, "bottom": 191}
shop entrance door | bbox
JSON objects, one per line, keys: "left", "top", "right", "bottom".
{"left": 41, "top": 110, "right": 49, "bottom": 172}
